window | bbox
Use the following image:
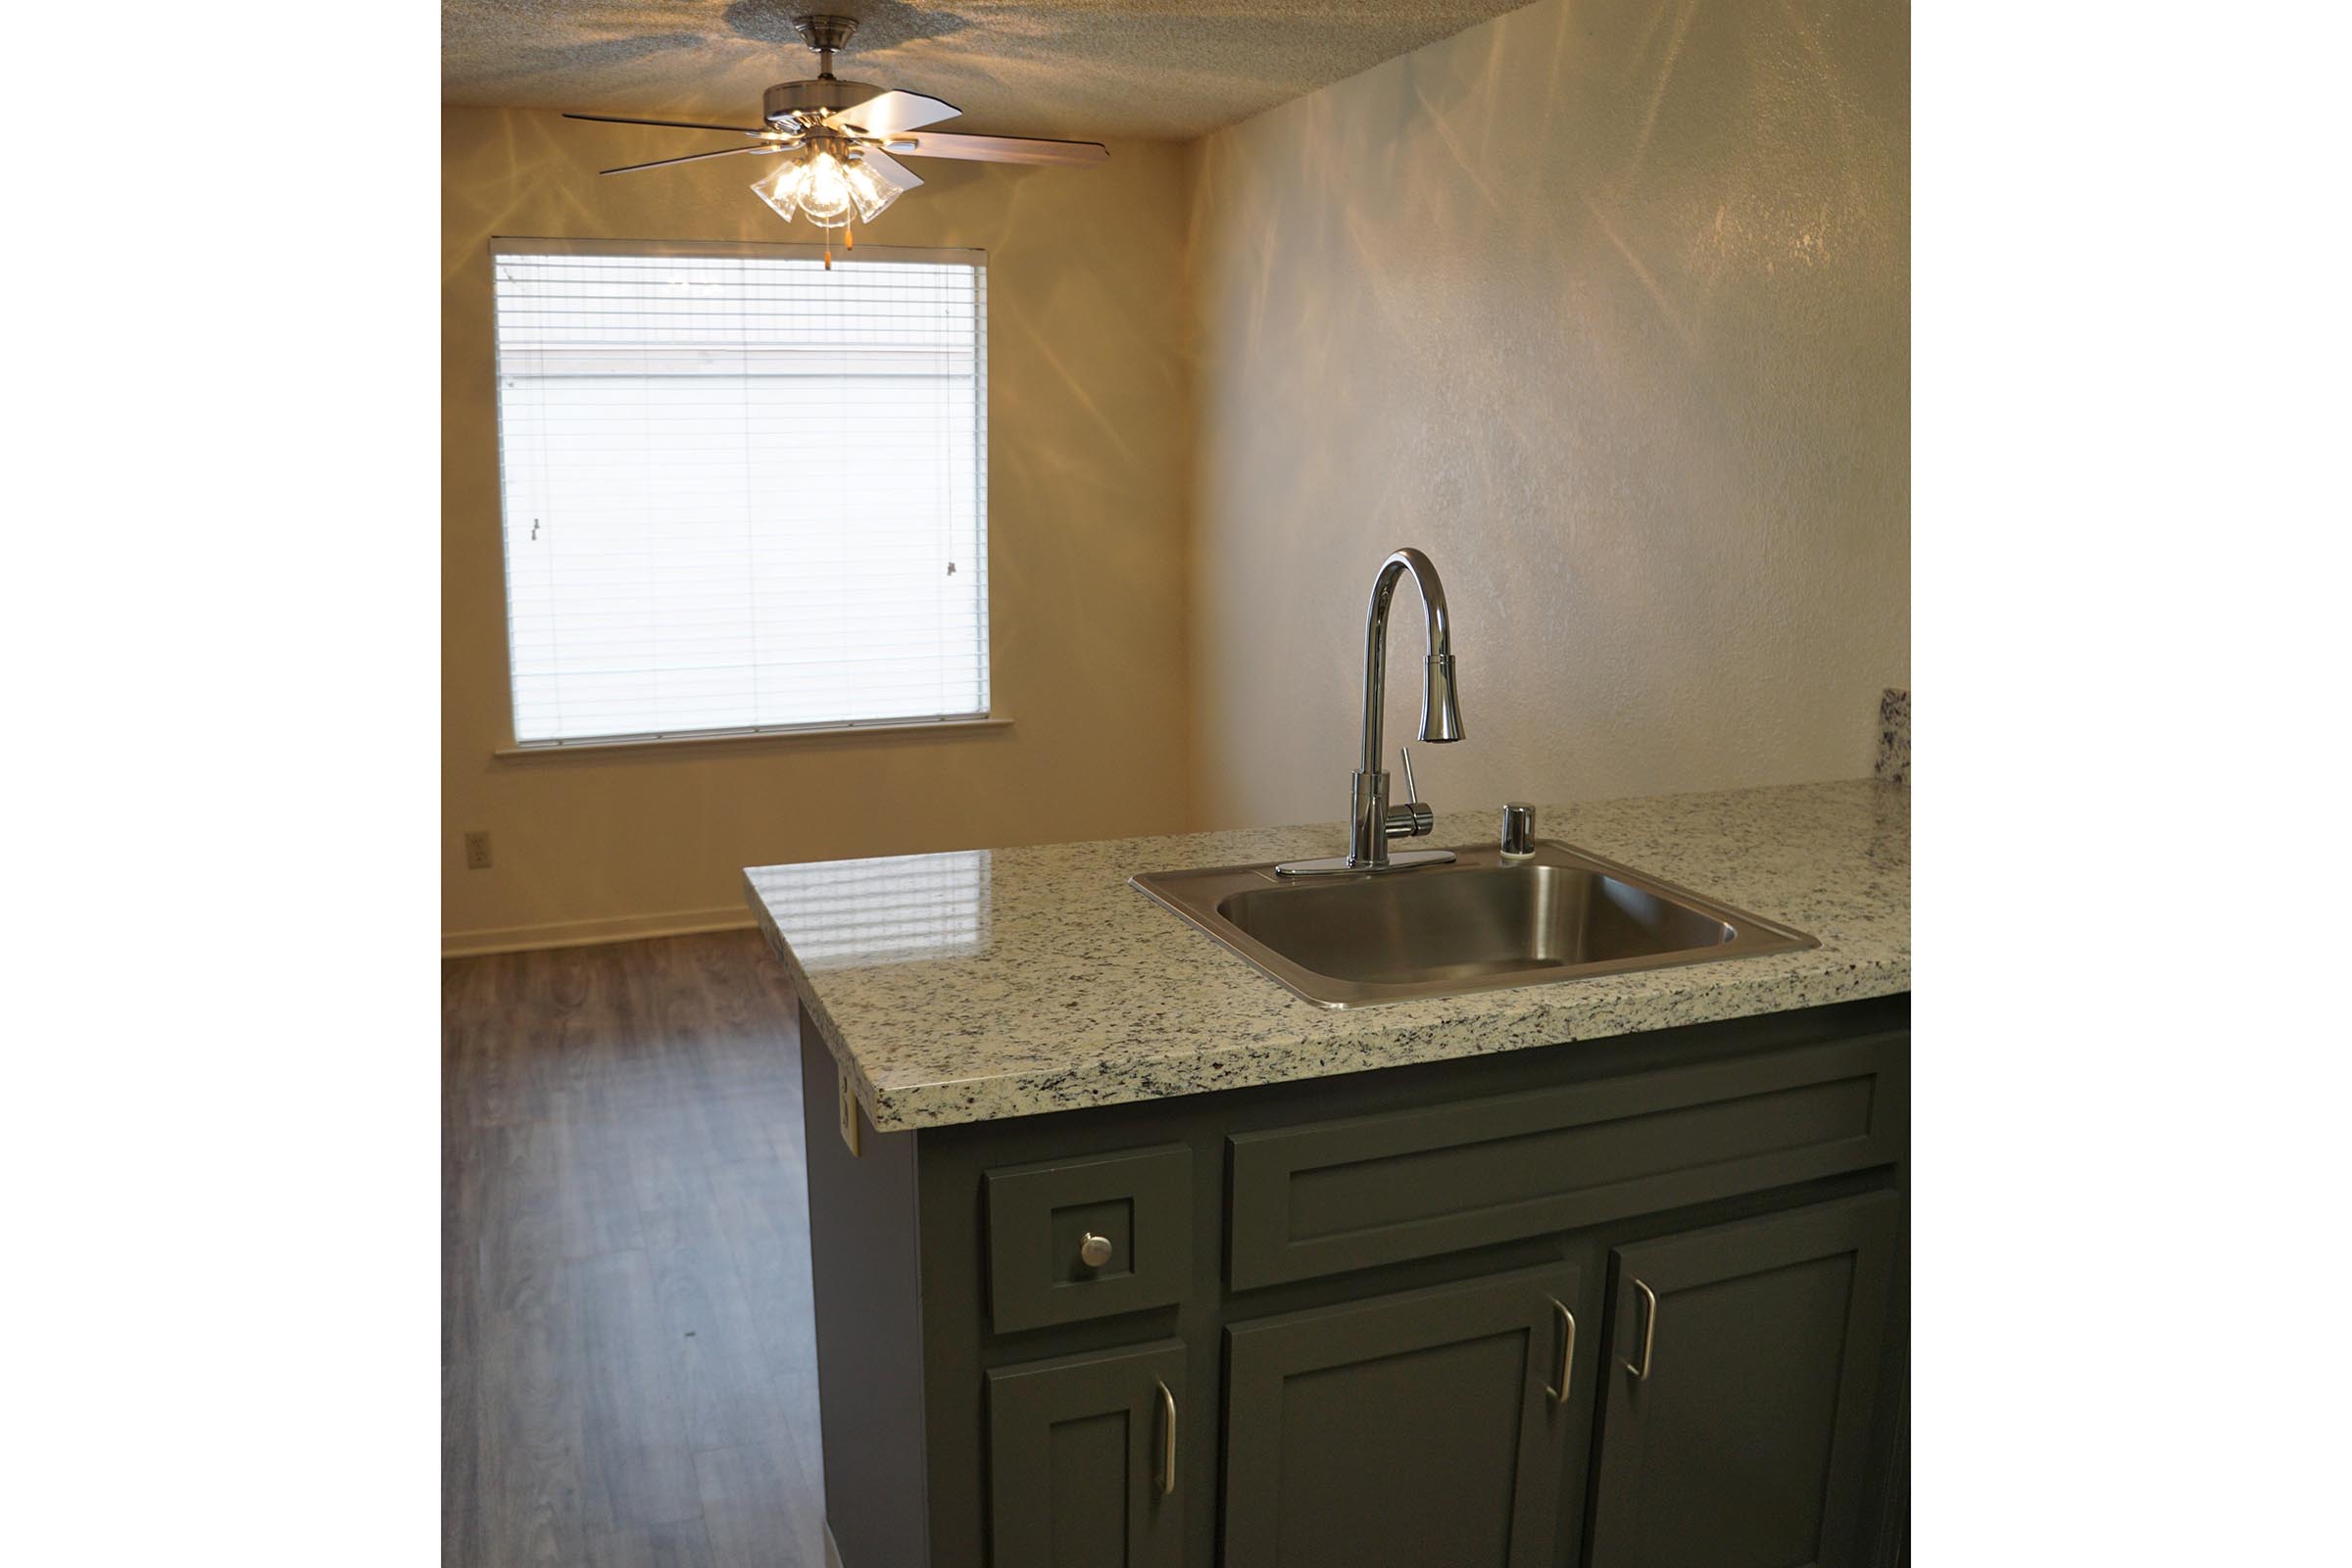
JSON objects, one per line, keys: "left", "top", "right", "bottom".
{"left": 490, "top": 239, "right": 989, "bottom": 747}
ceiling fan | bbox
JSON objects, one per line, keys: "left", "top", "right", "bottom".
{"left": 564, "top": 13, "right": 1107, "bottom": 262}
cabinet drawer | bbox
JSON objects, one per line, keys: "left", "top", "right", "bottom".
{"left": 1228, "top": 1032, "right": 1904, "bottom": 1290}
{"left": 986, "top": 1144, "right": 1193, "bottom": 1333}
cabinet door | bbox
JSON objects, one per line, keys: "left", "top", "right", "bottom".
{"left": 1589, "top": 1193, "right": 1899, "bottom": 1568}
{"left": 986, "top": 1340, "right": 1185, "bottom": 1568}
{"left": 1223, "top": 1262, "right": 1585, "bottom": 1568}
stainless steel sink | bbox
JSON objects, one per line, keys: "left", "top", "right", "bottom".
{"left": 1130, "top": 840, "right": 1817, "bottom": 1008}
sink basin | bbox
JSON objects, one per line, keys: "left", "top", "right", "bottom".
{"left": 1130, "top": 841, "right": 1817, "bottom": 1008}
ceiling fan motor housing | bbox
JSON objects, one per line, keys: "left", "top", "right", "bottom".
{"left": 764, "top": 76, "right": 890, "bottom": 125}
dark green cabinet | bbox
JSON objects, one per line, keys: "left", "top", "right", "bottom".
{"left": 987, "top": 1340, "right": 1188, "bottom": 1568}
{"left": 796, "top": 993, "right": 1909, "bottom": 1568}
{"left": 1222, "top": 1263, "right": 1585, "bottom": 1568}
{"left": 1588, "top": 1193, "right": 1900, "bottom": 1568}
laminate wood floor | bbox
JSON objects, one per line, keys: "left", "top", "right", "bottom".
{"left": 444, "top": 931, "right": 826, "bottom": 1568}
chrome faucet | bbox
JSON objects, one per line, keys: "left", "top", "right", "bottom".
{"left": 1277, "top": 548, "right": 1466, "bottom": 876}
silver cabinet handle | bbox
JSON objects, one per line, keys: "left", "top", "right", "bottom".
{"left": 1153, "top": 1380, "right": 1177, "bottom": 1495}
{"left": 1623, "top": 1278, "right": 1658, "bottom": 1381}
{"left": 1078, "top": 1232, "right": 1113, "bottom": 1268}
{"left": 1544, "top": 1298, "right": 1576, "bottom": 1404}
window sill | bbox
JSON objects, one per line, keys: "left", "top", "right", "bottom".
{"left": 493, "top": 714, "right": 1013, "bottom": 761}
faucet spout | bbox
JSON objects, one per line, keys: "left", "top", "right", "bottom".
{"left": 1358, "top": 548, "right": 1464, "bottom": 774}
{"left": 1421, "top": 651, "right": 1466, "bottom": 745}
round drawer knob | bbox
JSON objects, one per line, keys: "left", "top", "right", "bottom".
{"left": 1078, "top": 1232, "right": 1114, "bottom": 1269}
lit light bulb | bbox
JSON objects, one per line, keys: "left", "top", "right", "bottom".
{"left": 798, "top": 149, "right": 854, "bottom": 224}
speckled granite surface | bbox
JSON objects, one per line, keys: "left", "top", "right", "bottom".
{"left": 1878, "top": 689, "right": 1910, "bottom": 784}
{"left": 745, "top": 779, "right": 1910, "bottom": 1131}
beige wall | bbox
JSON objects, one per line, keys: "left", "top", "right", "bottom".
{"left": 443, "top": 107, "right": 1194, "bottom": 949}
{"left": 1184, "top": 0, "right": 1909, "bottom": 829}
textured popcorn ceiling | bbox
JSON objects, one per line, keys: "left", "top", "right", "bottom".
{"left": 442, "top": 0, "right": 1534, "bottom": 140}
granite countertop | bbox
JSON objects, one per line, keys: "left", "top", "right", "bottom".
{"left": 744, "top": 779, "right": 1909, "bottom": 1132}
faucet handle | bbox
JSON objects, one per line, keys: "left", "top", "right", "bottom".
{"left": 1383, "top": 747, "right": 1436, "bottom": 840}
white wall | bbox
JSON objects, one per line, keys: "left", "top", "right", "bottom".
{"left": 1184, "top": 0, "right": 1909, "bottom": 828}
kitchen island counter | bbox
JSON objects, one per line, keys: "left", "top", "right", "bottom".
{"left": 745, "top": 778, "right": 1908, "bottom": 1131}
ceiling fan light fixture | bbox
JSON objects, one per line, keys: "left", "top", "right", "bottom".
{"left": 752, "top": 144, "right": 907, "bottom": 229}
{"left": 753, "top": 145, "right": 847, "bottom": 226}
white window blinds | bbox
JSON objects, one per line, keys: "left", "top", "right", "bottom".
{"left": 490, "top": 240, "right": 989, "bottom": 746}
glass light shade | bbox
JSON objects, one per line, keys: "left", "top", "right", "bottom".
{"left": 753, "top": 147, "right": 909, "bottom": 229}
{"left": 842, "top": 158, "right": 909, "bottom": 222}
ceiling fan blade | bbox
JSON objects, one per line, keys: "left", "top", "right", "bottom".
{"left": 565, "top": 111, "right": 773, "bottom": 137}
{"left": 830, "top": 88, "right": 961, "bottom": 136}
{"left": 886, "top": 131, "right": 1108, "bottom": 168}
{"left": 600, "top": 144, "right": 778, "bottom": 176}
{"left": 858, "top": 149, "right": 923, "bottom": 192}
